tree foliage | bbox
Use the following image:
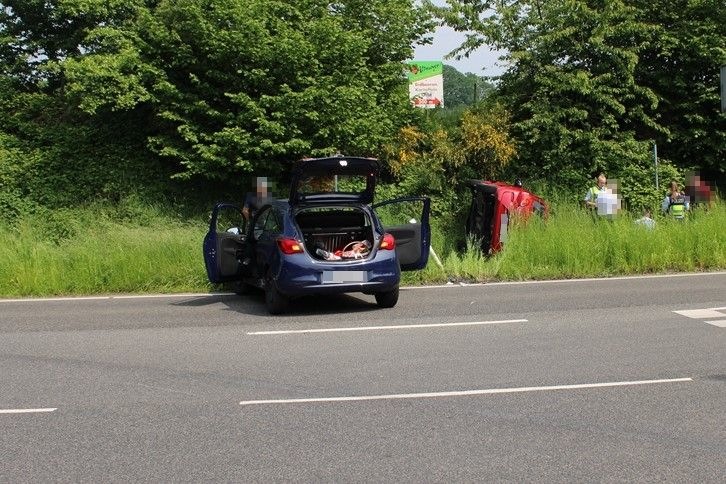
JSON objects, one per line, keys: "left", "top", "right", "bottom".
{"left": 427, "top": 0, "right": 725, "bottom": 194}
{"left": 1, "top": 0, "right": 722, "bottom": 220}
{"left": 381, "top": 101, "right": 516, "bottom": 216}
{"left": 59, "top": 0, "right": 429, "bottom": 179}
{"left": 442, "top": 64, "right": 494, "bottom": 108}
{"left": 630, "top": 0, "right": 726, "bottom": 177}
{"left": 1, "top": 0, "right": 431, "bottom": 209}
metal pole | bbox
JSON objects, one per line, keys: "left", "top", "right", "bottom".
{"left": 653, "top": 142, "right": 659, "bottom": 190}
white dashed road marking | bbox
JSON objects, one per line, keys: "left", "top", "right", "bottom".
{"left": 247, "top": 319, "right": 528, "bottom": 335}
{"left": 239, "top": 378, "right": 693, "bottom": 406}
{"left": 674, "top": 307, "right": 726, "bottom": 328}
{"left": 0, "top": 408, "right": 57, "bottom": 414}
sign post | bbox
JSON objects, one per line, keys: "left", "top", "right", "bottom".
{"left": 653, "top": 141, "right": 659, "bottom": 190}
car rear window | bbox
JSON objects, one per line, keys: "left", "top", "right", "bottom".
{"left": 296, "top": 174, "right": 367, "bottom": 197}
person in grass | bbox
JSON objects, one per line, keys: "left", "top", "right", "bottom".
{"left": 635, "top": 209, "right": 656, "bottom": 230}
{"left": 584, "top": 173, "right": 607, "bottom": 212}
{"left": 661, "top": 180, "right": 689, "bottom": 220}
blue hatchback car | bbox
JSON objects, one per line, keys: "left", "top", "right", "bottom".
{"left": 203, "top": 156, "right": 431, "bottom": 314}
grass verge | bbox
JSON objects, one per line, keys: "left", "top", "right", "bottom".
{"left": 1, "top": 200, "right": 724, "bottom": 297}
{"left": 401, "top": 201, "right": 726, "bottom": 284}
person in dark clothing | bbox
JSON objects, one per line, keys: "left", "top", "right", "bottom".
{"left": 242, "top": 176, "right": 271, "bottom": 222}
{"left": 239, "top": 176, "right": 272, "bottom": 268}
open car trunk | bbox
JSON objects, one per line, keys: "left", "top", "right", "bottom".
{"left": 295, "top": 207, "right": 374, "bottom": 261}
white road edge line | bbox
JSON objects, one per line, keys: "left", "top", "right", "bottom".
{"left": 2, "top": 272, "right": 724, "bottom": 303}
{"left": 0, "top": 293, "right": 236, "bottom": 303}
{"left": 405, "top": 271, "right": 726, "bottom": 289}
{"left": 239, "top": 378, "right": 693, "bottom": 406}
{"left": 0, "top": 408, "right": 57, "bottom": 414}
{"left": 247, "top": 319, "right": 528, "bottom": 335}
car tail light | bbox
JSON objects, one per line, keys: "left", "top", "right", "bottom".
{"left": 380, "top": 233, "right": 396, "bottom": 250}
{"left": 277, "top": 237, "right": 304, "bottom": 254}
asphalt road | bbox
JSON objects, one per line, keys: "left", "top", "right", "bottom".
{"left": 1, "top": 273, "right": 725, "bottom": 482}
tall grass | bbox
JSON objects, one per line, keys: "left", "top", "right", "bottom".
{"left": 1, "top": 199, "right": 724, "bottom": 296}
{"left": 0, "top": 200, "right": 209, "bottom": 297}
{"left": 499, "top": 202, "right": 725, "bottom": 279}
{"left": 401, "top": 201, "right": 726, "bottom": 284}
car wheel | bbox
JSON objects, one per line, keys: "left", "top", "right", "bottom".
{"left": 374, "top": 286, "right": 399, "bottom": 308}
{"left": 265, "top": 272, "right": 289, "bottom": 314}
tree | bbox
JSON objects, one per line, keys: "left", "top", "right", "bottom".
{"left": 61, "top": 0, "right": 431, "bottom": 180}
{"left": 442, "top": 64, "right": 494, "bottom": 108}
{"left": 429, "top": 1, "right": 725, "bottom": 192}
{"left": 428, "top": 0, "right": 662, "bottom": 191}
{"left": 630, "top": 0, "right": 726, "bottom": 179}
{"left": 381, "top": 101, "right": 516, "bottom": 217}
{"left": 1, "top": 0, "right": 432, "bottom": 208}
{"left": 0, "top": 0, "right": 171, "bottom": 209}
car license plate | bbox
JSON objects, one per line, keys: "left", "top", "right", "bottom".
{"left": 322, "top": 270, "right": 367, "bottom": 284}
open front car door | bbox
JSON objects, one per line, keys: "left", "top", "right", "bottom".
{"left": 372, "top": 197, "right": 431, "bottom": 271}
{"left": 202, "top": 202, "right": 247, "bottom": 283}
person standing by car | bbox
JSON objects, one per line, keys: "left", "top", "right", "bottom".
{"left": 242, "top": 176, "right": 272, "bottom": 222}
{"left": 584, "top": 173, "right": 607, "bottom": 212}
{"left": 239, "top": 176, "right": 272, "bottom": 266}
{"left": 661, "top": 180, "right": 689, "bottom": 220}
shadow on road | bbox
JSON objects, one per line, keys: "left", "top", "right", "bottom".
{"left": 172, "top": 290, "right": 380, "bottom": 317}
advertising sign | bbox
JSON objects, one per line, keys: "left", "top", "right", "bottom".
{"left": 407, "top": 61, "right": 444, "bottom": 108}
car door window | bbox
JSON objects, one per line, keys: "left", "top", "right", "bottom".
{"left": 215, "top": 205, "right": 246, "bottom": 235}
{"left": 253, "top": 209, "right": 269, "bottom": 240}
{"left": 253, "top": 207, "right": 282, "bottom": 240}
{"left": 374, "top": 198, "right": 425, "bottom": 227}
{"left": 264, "top": 209, "right": 281, "bottom": 234}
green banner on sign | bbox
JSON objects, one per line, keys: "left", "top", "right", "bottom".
{"left": 406, "top": 61, "right": 443, "bottom": 83}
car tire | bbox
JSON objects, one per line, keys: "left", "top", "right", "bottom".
{"left": 374, "top": 286, "right": 399, "bottom": 308}
{"left": 265, "top": 272, "right": 289, "bottom": 314}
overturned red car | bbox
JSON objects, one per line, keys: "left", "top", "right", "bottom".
{"left": 465, "top": 180, "right": 548, "bottom": 254}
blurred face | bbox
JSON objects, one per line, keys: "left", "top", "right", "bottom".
{"left": 256, "top": 177, "right": 268, "bottom": 197}
{"left": 597, "top": 175, "right": 607, "bottom": 188}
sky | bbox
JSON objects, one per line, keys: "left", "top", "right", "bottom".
{"left": 412, "top": 1, "right": 506, "bottom": 77}
{"left": 413, "top": 27, "right": 505, "bottom": 77}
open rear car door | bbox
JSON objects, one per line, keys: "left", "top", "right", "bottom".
{"left": 372, "top": 197, "right": 431, "bottom": 270}
{"left": 202, "top": 202, "right": 247, "bottom": 283}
